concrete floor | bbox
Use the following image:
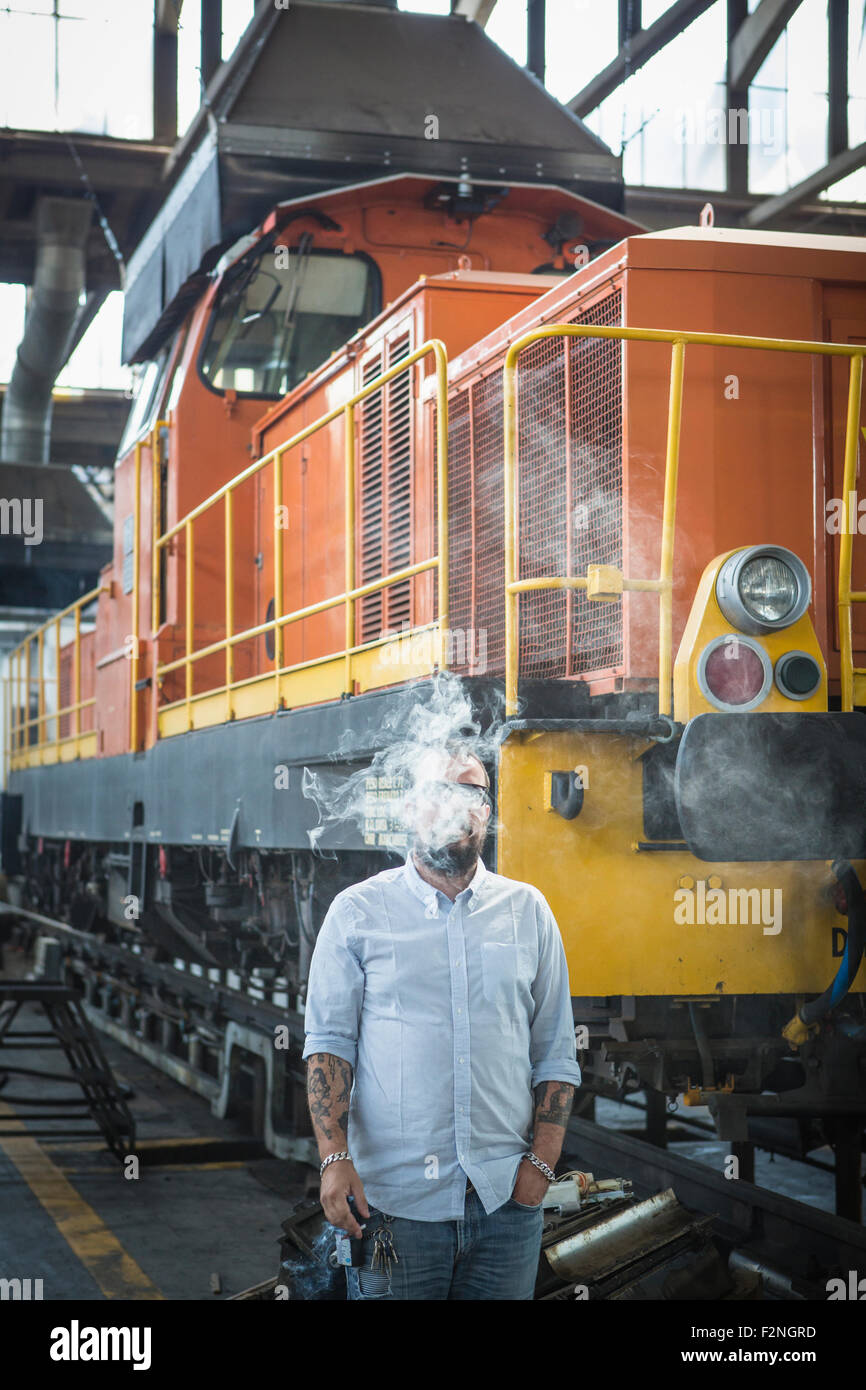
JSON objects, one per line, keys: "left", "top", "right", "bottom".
{"left": 0, "top": 947, "right": 308, "bottom": 1301}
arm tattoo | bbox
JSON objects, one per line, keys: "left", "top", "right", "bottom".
{"left": 533, "top": 1080, "right": 575, "bottom": 1131}
{"left": 307, "top": 1052, "right": 353, "bottom": 1146}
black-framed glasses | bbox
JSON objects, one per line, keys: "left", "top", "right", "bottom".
{"left": 414, "top": 779, "right": 492, "bottom": 809}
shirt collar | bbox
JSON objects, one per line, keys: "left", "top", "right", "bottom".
{"left": 403, "top": 853, "right": 488, "bottom": 913}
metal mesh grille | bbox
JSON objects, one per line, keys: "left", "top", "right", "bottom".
{"left": 520, "top": 292, "right": 623, "bottom": 677}
{"left": 446, "top": 290, "right": 623, "bottom": 680}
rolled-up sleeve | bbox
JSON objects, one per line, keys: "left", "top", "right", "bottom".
{"left": 528, "top": 892, "right": 582, "bottom": 1090}
{"left": 301, "top": 895, "right": 365, "bottom": 1070}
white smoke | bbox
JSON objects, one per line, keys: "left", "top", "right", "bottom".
{"left": 301, "top": 672, "right": 507, "bottom": 859}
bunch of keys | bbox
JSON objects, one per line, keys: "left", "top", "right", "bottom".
{"left": 370, "top": 1220, "right": 400, "bottom": 1278}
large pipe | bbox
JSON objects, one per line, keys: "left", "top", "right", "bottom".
{"left": 1, "top": 197, "right": 93, "bottom": 465}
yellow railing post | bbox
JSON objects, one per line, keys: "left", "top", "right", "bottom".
{"left": 503, "top": 347, "right": 519, "bottom": 715}
{"left": 344, "top": 402, "right": 355, "bottom": 696}
{"left": 37, "top": 629, "right": 44, "bottom": 760}
{"left": 3, "top": 670, "right": 9, "bottom": 788}
{"left": 225, "top": 490, "right": 234, "bottom": 721}
{"left": 435, "top": 350, "right": 450, "bottom": 672}
{"left": 185, "top": 520, "right": 194, "bottom": 729}
{"left": 838, "top": 353, "right": 864, "bottom": 712}
{"left": 24, "top": 639, "right": 31, "bottom": 752}
{"left": 54, "top": 616, "right": 62, "bottom": 760}
{"left": 74, "top": 603, "right": 82, "bottom": 740}
{"left": 657, "top": 339, "right": 686, "bottom": 718}
{"left": 151, "top": 424, "right": 162, "bottom": 636}
{"left": 273, "top": 449, "right": 284, "bottom": 706}
{"left": 130, "top": 440, "right": 142, "bottom": 752}
{"left": 13, "top": 648, "right": 20, "bottom": 754}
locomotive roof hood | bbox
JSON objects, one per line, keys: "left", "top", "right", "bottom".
{"left": 122, "top": 0, "right": 625, "bottom": 364}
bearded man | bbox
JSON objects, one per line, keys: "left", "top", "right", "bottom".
{"left": 302, "top": 742, "right": 579, "bottom": 1300}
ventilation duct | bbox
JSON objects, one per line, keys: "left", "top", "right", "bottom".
{"left": 1, "top": 196, "right": 93, "bottom": 465}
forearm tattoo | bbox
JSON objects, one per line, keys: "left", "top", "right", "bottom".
{"left": 533, "top": 1080, "right": 575, "bottom": 1130}
{"left": 307, "top": 1052, "right": 353, "bottom": 1144}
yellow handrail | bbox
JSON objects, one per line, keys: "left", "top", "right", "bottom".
{"left": 838, "top": 357, "right": 865, "bottom": 711}
{"left": 130, "top": 440, "right": 142, "bottom": 751}
{"left": 502, "top": 323, "right": 865, "bottom": 717}
{"left": 6, "top": 583, "right": 107, "bottom": 767}
{"left": 155, "top": 339, "right": 449, "bottom": 721}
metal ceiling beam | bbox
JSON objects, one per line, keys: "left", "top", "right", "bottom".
{"left": 0, "top": 130, "right": 169, "bottom": 191}
{"left": 744, "top": 139, "right": 866, "bottom": 226}
{"left": 625, "top": 182, "right": 866, "bottom": 234}
{"left": 728, "top": 0, "right": 804, "bottom": 91}
{"left": 567, "top": 0, "right": 717, "bottom": 118}
{"left": 450, "top": 0, "right": 499, "bottom": 27}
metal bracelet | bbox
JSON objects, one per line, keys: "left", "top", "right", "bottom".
{"left": 523, "top": 1151, "right": 555, "bottom": 1183}
{"left": 319, "top": 1150, "right": 352, "bottom": 1178}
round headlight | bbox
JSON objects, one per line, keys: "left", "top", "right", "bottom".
{"left": 716, "top": 546, "right": 811, "bottom": 635}
{"left": 738, "top": 556, "right": 798, "bottom": 623}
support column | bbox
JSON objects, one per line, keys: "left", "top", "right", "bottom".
{"left": 832, "top": 1117, "right": 863, "bottom": 1223}
{"left": 153, "top": 0, "right": 179, "bottom": 144}
{"left": 726, "top": 0, "right": 750, "bottom": 197}
{"left": 732, "top": 1138, "right": 755, "bottom": 1184}
{"left": 527, "top": 0, "right": 545, "bottom": 84}
{"left": 201, "top": 0, "right": 223, "bottom": 90}
{"left": 645, "top": 1088, "right": 668, "bottom": 1147}
{"left": 828, "top": 0, "right": 849, "bottom": 159}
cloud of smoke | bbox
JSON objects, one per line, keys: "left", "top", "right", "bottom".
{"left": 301, "top": 672, "right": 506, "bottom": 859}
{"left": 280, "top": 1222, "right": 340, "bottom": 1300}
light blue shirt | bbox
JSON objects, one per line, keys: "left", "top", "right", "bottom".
{"left": 302, "top": 854, "right": 581, "bottom": 1221}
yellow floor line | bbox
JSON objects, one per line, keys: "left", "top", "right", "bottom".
{"left": 0, "top": 1103, "right": 164, "bottom": 1300}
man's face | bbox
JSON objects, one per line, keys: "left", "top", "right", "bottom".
{"left": 408, "top": 752, "right": 491, "bottom": 875}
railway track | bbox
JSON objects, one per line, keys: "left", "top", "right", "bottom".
{"left": 2, "top": 901, "right": 864, "bottom": 1297}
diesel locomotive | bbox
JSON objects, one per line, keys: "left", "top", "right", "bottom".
{"left": 4, "top": 173, "right": 866, "bottom": 1192}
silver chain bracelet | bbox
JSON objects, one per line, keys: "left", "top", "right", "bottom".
{"left": 523, "top": 1151, "right": 555, "bottom": 1183}
{"left": 319, "top": 1150, "right": 352, "bottom": 1177}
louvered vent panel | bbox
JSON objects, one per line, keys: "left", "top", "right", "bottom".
{"left": 384, "top": 331, "right": 413, "bottom": 632}
{"left": 359, "top": 351, "right": 385, "bottom": 643}
{"left": 358, "top": 329, "right": 414, "bottom": 645}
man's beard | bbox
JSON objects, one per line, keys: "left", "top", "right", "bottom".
{"left": 414, "top": 836, "right": 480, "bottom": 876}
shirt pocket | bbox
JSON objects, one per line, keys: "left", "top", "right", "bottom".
{"left": 480, "top": 940, "right": 519, "bottom": 1003}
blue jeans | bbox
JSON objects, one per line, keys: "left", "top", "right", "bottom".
{"left": 344, "top": 1188, "right": 543, "bottom": 1301}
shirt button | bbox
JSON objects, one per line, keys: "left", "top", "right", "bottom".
{"left": 458, "top": 1056, "right": 465, "bottom": 1064}
{"left": 457, "top": 1007, "right": 462, "bottom": 1014}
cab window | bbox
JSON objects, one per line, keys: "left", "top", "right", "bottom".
{"left": 118, "top": 350, "right": 168, "bottom": 459}
{"left": 199, "top": 245, "right": 380, "bottom": 399}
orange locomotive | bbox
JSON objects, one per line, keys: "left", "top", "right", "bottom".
{"left": 6, "top": 176, "right": 866, "bottom": 1196}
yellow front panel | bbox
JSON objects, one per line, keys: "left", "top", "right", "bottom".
{"left": 498, "top": 730, "right": 866, "bottom": 997}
